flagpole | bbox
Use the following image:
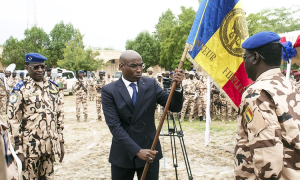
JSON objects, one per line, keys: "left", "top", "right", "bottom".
{"left": 205, "top": 76, "right": 211, "bottom": 146}
{"left": 140, "top": 45, "right": 189, "bottom": 180}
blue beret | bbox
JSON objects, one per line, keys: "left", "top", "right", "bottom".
{"left": 25, "top": 53, "right": 47, "bottom": 63}
{"left": 20, "top": 72, "right": 24, "bottom": 75}
{"left": 242, "top": 31, "right": 280, "bottom": 49}
{"left": 192, "top": 69, "right": 196, "bottom": 71}
{"left": 99, "top": 71, "right": 104, "bottom": 74}
{"left": 170, "top": 71, "right": 174, "bottom": 75}
{"left": 78, "top": 70, "right": 84, "bottom": 73}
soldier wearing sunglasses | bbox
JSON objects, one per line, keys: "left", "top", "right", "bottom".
{"left": 7, "top": 53, "right": 64, "bottom": 180}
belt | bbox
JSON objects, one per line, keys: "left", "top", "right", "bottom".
{"left": 185, "top": 93, "right": 195, "bottom": 95}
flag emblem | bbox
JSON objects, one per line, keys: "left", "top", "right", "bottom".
{"left": 243, "top": 105, "right": 253, "bottom": 123}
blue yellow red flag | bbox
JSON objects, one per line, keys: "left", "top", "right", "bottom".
{"left": 186, "top": 0, "right": 253, "bottom": 108}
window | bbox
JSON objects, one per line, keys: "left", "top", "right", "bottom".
{"left": 63, "top": 72, "right": 74, "bottom": 79}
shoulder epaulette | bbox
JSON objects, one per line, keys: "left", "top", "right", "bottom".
{"left": 13, "top": 80, "right": 25, "bottom": 91}
{"left": 49, "top": 79, "right": 58, "bottom": 87}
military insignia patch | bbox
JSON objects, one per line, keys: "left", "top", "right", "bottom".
{"left": 49, "top": 89, "right": 58, "bottom": 94}
{"left": 9, "top": 93, "right": 18, "bottom": 103}
{"left": 244, "top": 105, "right": 253, "bottom": 123}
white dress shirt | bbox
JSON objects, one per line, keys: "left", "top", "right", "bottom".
{"left": 122, "top": 76, "right": 138, "bottom": 98}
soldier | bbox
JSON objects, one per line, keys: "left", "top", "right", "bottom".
{"left": 73, "top": 70, "right": 88, "bottom": 121}
{"left": 184, "top": 71, "right": 189, "bottom": 79}
{"left": 7, "top": 70, "right": 20, "bottom": 91}
{"left": 235, "top": 31, "right": 300, "bottom": 179}
{"left": 20, "top": 72, "right": 25, "bottom": 80}
{"left": 196, "top": 75, "right": 207, "bottom": 121}
{"left": 87, "top": 72, "right": 97, "bottom": 101}
{"left": 8, "top": 53, "right": 64, "bottom": 179}
{"left": 146, "top": 67, "right": 155, "bottom": 78}
{"left": 95, "top": 71, "right": 106, "bottom": 121}
{"left": 106, "top": 73, "right": 114, "bottom": 84}
{"left": 0, "top": 71, "right": 7, "bottom": 115}
{"left": 180, "top": 71, "right": 197, "bottom": 122}
{"left": 170, "top": 71, "right": 174, "bottom": 79}
{"left": 211, "top": 84, "right": 220, "bottom": 120}
{"left": 55, "top": 69, "right": 67, "bottom": 120}
{"left": 45, "top": 68, "right": 52, "bottom": 80}
{"left": 83, "top": 71, "right": 88, "bottom": 80}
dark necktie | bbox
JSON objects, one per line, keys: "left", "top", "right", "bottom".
{"left": 129, "top": 83, "right": 137, "bottom": 106}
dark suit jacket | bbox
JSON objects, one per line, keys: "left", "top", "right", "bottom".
{"left": 101, "top": 77, "right": 183, "bottom": 168}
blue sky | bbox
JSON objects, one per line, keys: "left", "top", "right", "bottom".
{"left": 0, "top": 0, "right": 299, "bottom": 50}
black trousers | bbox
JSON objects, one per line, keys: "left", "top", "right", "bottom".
{"left": 111, "top": 161, "right": 159, "bottom": 180}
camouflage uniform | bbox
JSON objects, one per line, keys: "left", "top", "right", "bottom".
{"left": 211, "top": 85, "right": 220, "bottom": 120}
{"left": 73, "top": 78, "right": 88, "bottom": 121}
{"left": 8, "top": 77, "right": 64, "bottom": 180}
{"left": 96, "top": 78, "right": 106, "bottom": 121}
{"left": 106, "top": 77, "right": 114, "bottom": 84}
{"left": 87, "top": 76, "right": 97, "bottom": 101}
{"left": 55, "top": 76, "right": 67, "bottom": 120}
{"left": 180, "top": 78, "right": 197, "bottom": 122}
{"left": 234, "top": 68, "right": 300, "bottom": 179}
{"left": 219, "top": 94, "right": 228, "bottom": 121}
{"left": 7, "top": 77, "right": 21, "bottom": 91}
{"left": 196, "top": 78, "right": 207, "bottom": 119}
{"left": 0, "top": 78, "right": 7, "bottom": 115}
{"left": 1, "top": 115, "right": 19, "bottom": 180}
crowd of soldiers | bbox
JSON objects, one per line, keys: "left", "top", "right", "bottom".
{"left": 145, "top": 67, "right": 237, "bottom": 122}
{"left": 73, "top": 70, "right": 114, "bottom": 121}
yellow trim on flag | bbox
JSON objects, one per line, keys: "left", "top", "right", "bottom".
{"left": 193, "top": 0, "right": 210, "bottom": 45}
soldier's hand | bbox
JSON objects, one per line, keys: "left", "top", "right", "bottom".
{"left": 173, "top": 68, "right": 184, "bottom": 88}
{"left": 17, "top": 153, "right": 25, "bottom": 170}
{"left": 59, "top": 142, "right": 65, "bottom": 163}
{"left": 136, "top": 149, "right": 158, "bottom": 163}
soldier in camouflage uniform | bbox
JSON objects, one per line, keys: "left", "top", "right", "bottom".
{"left": 45, "top": 68, "right": 52, "bottom": 81}
{"left": 195, "top": 74, "right": 206, "bottom": 121}
{"left": 106, "top": 73, "right": 114, "bottom": 84}
{"left": 146, "top": 67, "right": 155, "bottom": 78}
{"left": 20, "top": 72, "right": 25, "bottom": 80}
{"left": 0, "top": 73, "right": 7, "bottom": 115}
{"left": 73, "top": 70, "right": 88, "bottom": 121}
{"left": 96, "top": 71, "right": 106, "bottom": 121}
{"left": 235, "top": 31, "right": 300, "bottom": 179}
{"left": 211, "top": 84, "right": 220, "bottom": 120}
{"left": 55, "top": 69, "right": 67, "bottom": 120}
{"left": 180, "top": 71, "right": 197, "bottom": 122}
{"left": 7, "top": 71, "right": 21, "bottom": 91}
{"left": 8, "top": 53, "right": 64, "bottom": 180}
{"left": 87, "top": 72, "right": 97, "bottom": 101}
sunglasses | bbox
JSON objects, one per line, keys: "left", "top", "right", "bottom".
{"left": 28, "top": 65, "right": 46, "bottom": 70}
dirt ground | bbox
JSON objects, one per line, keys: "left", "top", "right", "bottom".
{"left": 54, "top": 95, "right": 236, "bottom": 180}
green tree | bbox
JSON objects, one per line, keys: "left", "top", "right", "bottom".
{"left": 125, "top": 31, "right": 160, "bottom": 70}
{"left": 1, "top": 36, "right": 26, "bottom": 69}
{"left": 246, "top": 6, "right": 300, "bottom": 36}
{"left": 23, "top": 26, "right": 50, "bottom": 57}
{"left": 49, "top": 21, "right": 81, "bottom": 67}
{"left": 159, "top": 7, "right": 196, "bottom": 70}
{"left": 85, "top": 47, "right": 104, "bottom": 71}
{"left": 58, "top": 32, "right": 103, "bottom": 72}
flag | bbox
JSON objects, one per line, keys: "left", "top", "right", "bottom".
{"left": 187, "top": 0, "right": 252, "bottom": 108}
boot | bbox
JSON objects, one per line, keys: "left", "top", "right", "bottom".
{"left": 199, "top": 116, "right": 203, "bottom": 121}
{"left": 77, "top": 117, "right": 80, "bottom": 121}
{"left": 84, "top": 115, "right": 88, "bottom": 122}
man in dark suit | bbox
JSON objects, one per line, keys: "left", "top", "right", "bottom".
{"left": 102, "top": 50, "right": 184, "bottom": 180}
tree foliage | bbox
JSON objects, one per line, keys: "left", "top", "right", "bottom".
{"left": 159, "top": 7, "right": 196, "bottom": 70}
{"left": 1, "top": 36, "right": 25, "bottom": 69}
{"left": 49, "top": 21, "right": 80, "bottom": 67}
{"left": 246, "top": 6, "right": 300, "bottom": 36}
{"left": 125, "top": 31, "right": 160, "bottom": 70}
{"left": 57, "top": 33, "right": 104, "bottom": 72}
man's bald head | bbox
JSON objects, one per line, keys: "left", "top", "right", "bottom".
{"left": 119, "top": 50, "right": 142, "bottom": 64}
